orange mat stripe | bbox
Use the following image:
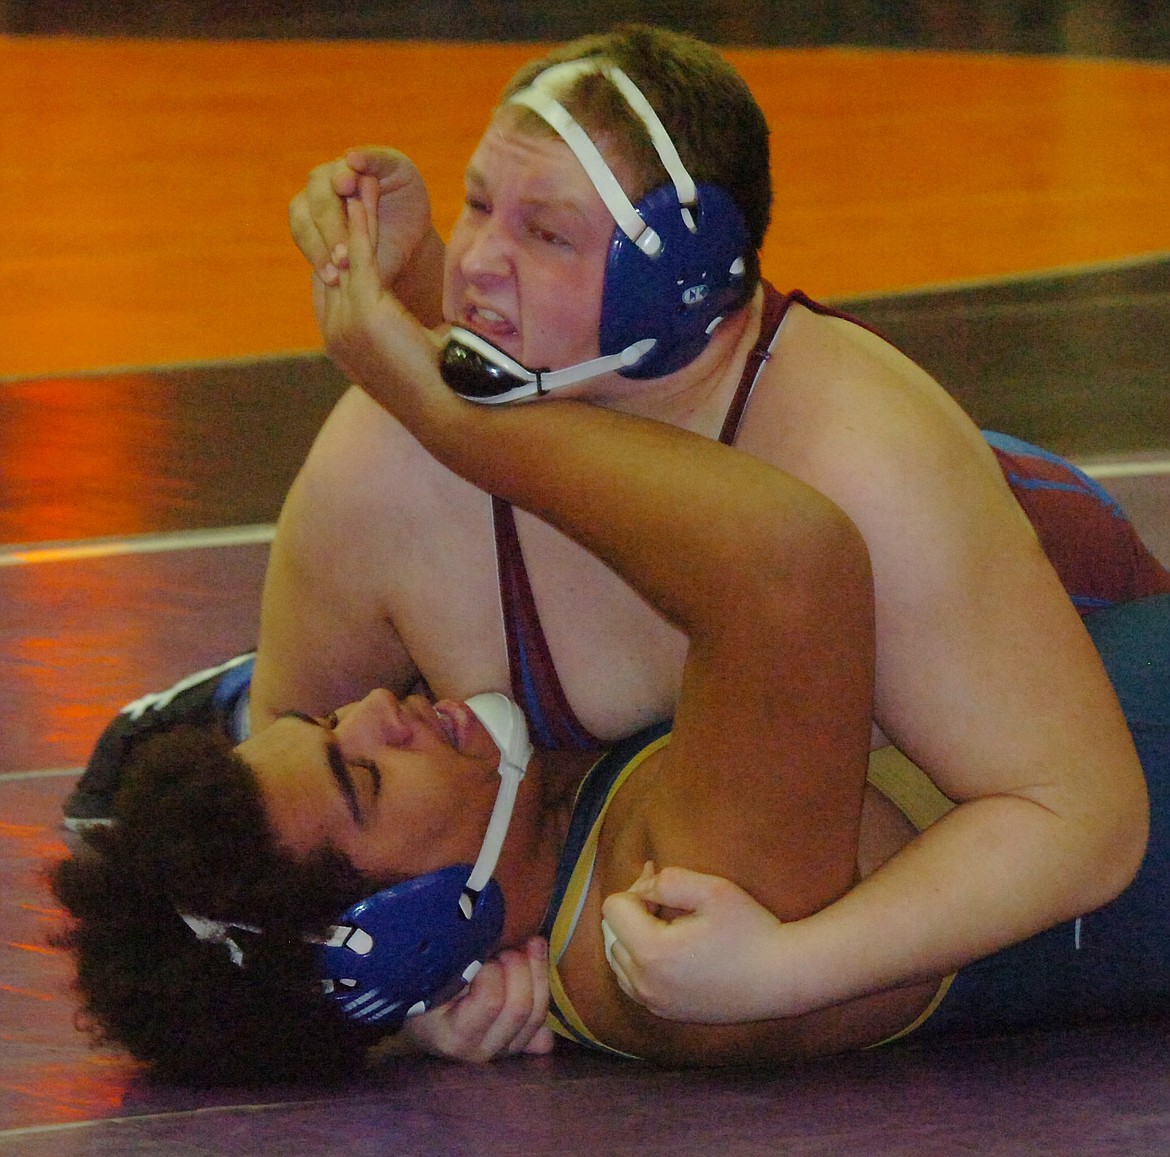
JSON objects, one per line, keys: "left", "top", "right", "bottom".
{"left": 2, "top": 37, "right": 1169, "bottom": 378}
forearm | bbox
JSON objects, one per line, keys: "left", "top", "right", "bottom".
{"left": 409, "top": 388, "right": 858, "bottom": 643}
{"left": 390, "top": 224, "right": 446, "bottom": 328}
{"left": 755, "top": 790, "right": 1146, "bottom": 1018}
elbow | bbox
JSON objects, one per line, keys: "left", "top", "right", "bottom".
{"left": 1112, "top": 787, "right": 1150, "bottom": 899}
{"left": 1083, "top": 769, "right": 1150, "bottom": 911}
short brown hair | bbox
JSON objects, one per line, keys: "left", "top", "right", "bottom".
{"left": 502, "top": 24, "right": 772, "bottom": 258}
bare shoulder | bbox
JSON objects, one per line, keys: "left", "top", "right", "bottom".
{"left": 294, "top": 386, "right": 468, "bottom": 511}
{"left": 276, "top": 385, "right": 497, "bottom": 582}
{"left": 736, "top": 298, "right": 1032, "bottom": 578}
{"left": 742, "top": 300, "right": 994, "bottom": 481}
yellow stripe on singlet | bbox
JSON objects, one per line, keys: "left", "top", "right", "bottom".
{"left": 863, "top": 745, "right": 958, "bottom": 1047}
{"left": 544, "top": 733, "right": 670, "bottom": 1056}
{"left": 545, "top": 742, "right": 958, "bottom": 1054}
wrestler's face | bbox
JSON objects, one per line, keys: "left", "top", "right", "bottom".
{"left": 443, "top": 107, "right": 630, "bottom": 375}
{"left": 240, "top": 690, "right": 503, "bottom": 880}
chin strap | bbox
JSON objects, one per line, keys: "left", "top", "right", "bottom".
{"left": 443, "top": 326, "right": 656, "bottom": 405}
{"left": 461, "top": 693, "right": 533, "bottom": 899}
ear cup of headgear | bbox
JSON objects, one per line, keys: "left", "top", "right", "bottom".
{"left": 318, "top": 864, "right": 505, "bottom": 1028}
{"left": 600, "top": 182, "right": 751, "bottom": 380}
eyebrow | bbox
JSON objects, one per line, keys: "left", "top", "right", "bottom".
{"left": 465, "top": 163, "right": 590, "bottom": 221}
{"left": 279, "top": 711, "right": 362, "bottom": 824}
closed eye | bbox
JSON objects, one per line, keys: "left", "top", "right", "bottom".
{"left": 350, "top": 758, "right": 382, "bottom": 798}
{"left": 324, "top": 744, "right": 363, "bottom": 824}
{"left": 277, "top": 710, "right": 373, "bottom": 824}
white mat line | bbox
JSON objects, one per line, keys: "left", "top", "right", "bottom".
{"left": 0, "top": 768, "right": 82, "bottom": 783}
{"left": 0, "top": 524, "right": 275, "bottom": 567}
{"left": 0, "top": 454, "right": 1166, "bottom": 570}
{"left": 1078, "top": 457, "right": 1170, "bottom": 480}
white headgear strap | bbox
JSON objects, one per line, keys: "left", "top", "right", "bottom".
{"left": 461, "top": 693, "right": 533, "bottom": 896}
{"left": 508, "top": 58, "right": 699, "bottom": 256}
{"left": 181, "top": 694, "right": 534, "bottom": 958}
{"left": 179, "top": 912, "right": 260, "bottom": 968}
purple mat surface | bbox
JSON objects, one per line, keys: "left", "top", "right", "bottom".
{"left": 3, "top": 532, "right": 1169, "bottom": 1155}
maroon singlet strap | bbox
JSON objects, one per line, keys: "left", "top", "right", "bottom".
{"left": 717, "top": 281, "right": 793, "bottom": 446}
{"left": 492, "top": 495, "right": 605, "bottom": 751}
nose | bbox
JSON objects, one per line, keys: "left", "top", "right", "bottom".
{"left": 331, "top": 689, "right": 410, "bottom": 759}
{"left": 457, "top": 213, "right": 513, "bottom": 283}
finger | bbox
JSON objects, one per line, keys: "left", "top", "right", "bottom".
{"left": 398, "top": 960, "right": 508, "bottom": 1061}
{"left": 521, "top": 1026, "right": 556, "bottom": 1055}
{"left": 409, "top": 952, "right": 520, "bottom": 1062}
{"left": 298, "top": 158, "right": 357, "bottom": 252}
{"left": 342, "top": 198, "right": 379, "bottom": 290}
{"left": 357, "top": 174, "right": 380, "bottom": 251}
{"left": 626, "top": 859, "right": 658, "bottom": 896}
{"left": 446, "top": 957, "right": 509, "bottom": 1043}
{"left": 600, "top": 918, "right": 640, "bottom": 1001}
{"left": 478, "top": 948, "right": 544, "bottom": 1057}
{"left": 347, "top": 146, "right": 406, "bottom": 182}
{"left": 288, "top": 192, "right": 334, "bottom": 272}
{"left": 505, "top": 937, "right": 551, "bottom": 1054}
{"left": 326, "top": 155, "right": 361, "bottom": 199}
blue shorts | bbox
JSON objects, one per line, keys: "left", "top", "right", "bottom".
{"left": 907, "top": 594, "right": 1170, "bottom": 1040}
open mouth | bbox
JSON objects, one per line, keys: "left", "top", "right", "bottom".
{"left": 464, "top": 304, "right": 518, "bottom": 342}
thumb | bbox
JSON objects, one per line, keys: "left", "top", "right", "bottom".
{"left": 343, "top": 198, "right": 380, "bottom": 289}
{"left": 600, "top": 887, "right": 667, "bottom": 946}
{"left": 628, "top": 864, "right": 724, "bottom": 914}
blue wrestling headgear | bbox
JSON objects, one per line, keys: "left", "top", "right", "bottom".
{"left": 439, "top": 58, "right": 751, "bottom": 404}
{"left": 317, "top": 693, "right": 532, "bottom": 1026}
{"left": 181, "top": 693, "right": 533, "bottom": 1031}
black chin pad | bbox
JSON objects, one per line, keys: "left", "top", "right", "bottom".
{"left": 439, "top": 337, "right": 525, "bottom": 399}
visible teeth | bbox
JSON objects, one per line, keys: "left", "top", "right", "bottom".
{"left": 434, "top": 706, "right": 459, "bottom": 746}
{"left": 477, "top": 308, "right": 506, "bottom": 323}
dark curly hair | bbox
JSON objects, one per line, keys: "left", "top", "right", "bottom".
{"left": 49, "top": 725, "right": 387, "bottom": 1086}
{"left": 502, "top": 24, "right": 773, "bottom": 292}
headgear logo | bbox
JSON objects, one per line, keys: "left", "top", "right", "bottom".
{"left": 681, "top": 283, "right": 710, "bottom": 307}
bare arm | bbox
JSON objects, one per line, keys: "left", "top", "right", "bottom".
{"left": 606, "top": 316, "right": 1152, "bottom": 1025}
{"left": 320, "top": 199, "right": 902, "bottom": 1057}
{"left": 784, "top": 401, "right": 1149, "bottom": 1008}
{"left": 770, "top": 320, "right": 1151, "bottom": 1008}
{"left": 248, "top": 389, "right": 425, "bottom": 730}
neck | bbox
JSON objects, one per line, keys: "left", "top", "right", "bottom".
{"left": 561, "top": 287, "right": 764, "bottom": 437}
{"left": 494, "top": 747, "right": 596, "bottom": 946}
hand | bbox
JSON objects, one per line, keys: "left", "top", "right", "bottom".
{"left": 289, "top": 147, "right": 435, "bottom": 294}
{"left": 398, "top": 937, "right": 555, "bottom": 1063}
{"left": 601, "top": 862, "right": 792, "bottom": 1024}
{"left": 315, "top": 194, "right": 447, "bottom": 415}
